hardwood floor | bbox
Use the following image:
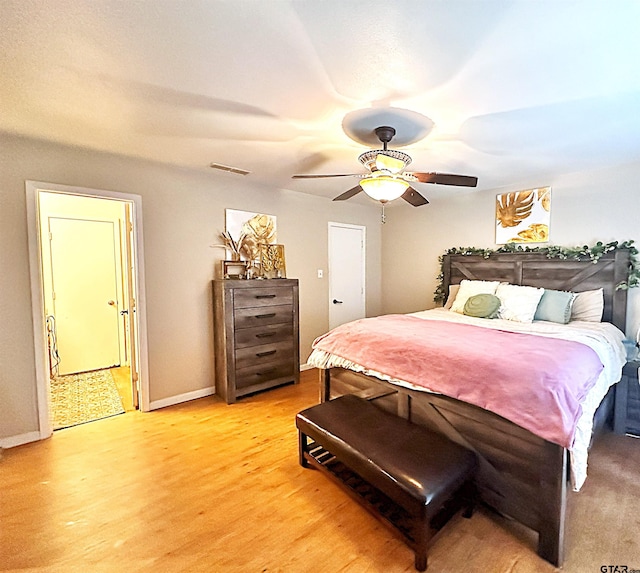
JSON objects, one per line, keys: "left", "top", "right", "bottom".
{"left": 2, "top": 369, "right": 639, "bottom": 572}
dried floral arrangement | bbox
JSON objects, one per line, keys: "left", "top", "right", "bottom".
{"left": 433, "top": 240, "right": 640, "bottom": 304}
{"left": 218, "top": 231, "right": 251, "bottom": 261}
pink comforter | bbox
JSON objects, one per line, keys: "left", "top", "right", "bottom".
{"left": 312, "top": 315, "right": 604, "bottom": 448}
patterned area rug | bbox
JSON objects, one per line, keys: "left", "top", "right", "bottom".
{"left": 51, "top": 369, "right": 125, "bottom": 430}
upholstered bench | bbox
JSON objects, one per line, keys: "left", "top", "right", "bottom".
{"left": 296, "top": 394, "right": 477, "bottom": 571}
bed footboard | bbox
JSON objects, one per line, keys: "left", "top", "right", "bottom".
{"left": 320, "top": 367, "right": 567, "bottom": 566}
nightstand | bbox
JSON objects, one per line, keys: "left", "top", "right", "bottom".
{"left": 614, "top": 360, "right": 640, "bottom": 437}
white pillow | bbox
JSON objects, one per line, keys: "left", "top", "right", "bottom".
{"left": 443, "top": 284, "right": 460, "bottom": 310}
{"left": 571, "top": 288, "right": 604, "bottom": 322}
{"left": 450, "top": 280, "right": 501, "bottom": 314}
{"left": 496, "top": 283, "right": 544, "bottom": 323}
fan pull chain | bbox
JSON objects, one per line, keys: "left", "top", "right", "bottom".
{"left": 381, "top": 203, "right": 386, "bottom": 224}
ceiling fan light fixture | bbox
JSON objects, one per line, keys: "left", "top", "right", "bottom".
{"left": 360, "top": 176, "right": 409, "bottom": 203}
{"left": 359, "top": 149, "right": 411, "bottom": 171}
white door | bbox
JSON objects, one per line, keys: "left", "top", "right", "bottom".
{"left": 328, "top": 222, "right": 366, "bottom": 329}
{"left": 49, "top": 217, "right": 121, "bottom": 375}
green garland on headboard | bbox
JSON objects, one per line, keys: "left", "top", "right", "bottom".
{"left": 433, "top": 240, "right": 640, "bottom": 304}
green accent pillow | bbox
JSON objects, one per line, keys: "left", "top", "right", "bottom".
{"left": 534, "top": 289, "right": 576, "bottom": 324}
{"left": 463, "top": 294, "right": 501, "bottom": 319}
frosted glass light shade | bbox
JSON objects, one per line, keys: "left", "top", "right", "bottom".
{"left": 360, "top": 176, "right": 409, "bottom": 202}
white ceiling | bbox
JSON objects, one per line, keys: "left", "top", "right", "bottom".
{"left": 2, "top": 1, "right": 640, "bottom": 203}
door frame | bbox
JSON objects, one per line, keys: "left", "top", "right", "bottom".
{"left": 26, "top": 181, "right": 150, "bottom": 440}
{"left": 328, "top": 221, "right": 366, "bottom": 329}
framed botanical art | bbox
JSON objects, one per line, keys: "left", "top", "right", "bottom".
{"left": 224, "top": 209, "right": 277, "bottom": 262}
{"left": 259, "top": 244, "right": 286, "bottom": 278}
{"left": 496, "top": 187, "right": 551, "bottom": 244}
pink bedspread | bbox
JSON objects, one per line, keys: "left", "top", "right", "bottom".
{"left": 312, "top": 315, "right": 604, "bottom": 448}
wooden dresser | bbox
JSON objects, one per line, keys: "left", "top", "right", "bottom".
{"left": 213, "top": 278, "right": 299, "bottom": 403}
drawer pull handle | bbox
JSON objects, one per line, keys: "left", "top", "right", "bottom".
{"left": 255, "top": 294, "right": 277, "bottom": 299}
{"left": 256, "top": 332, "right": 276, "bottom": 338}
{"left": 256, "top": 368, "right": 277, "bottom": 377}
{"left": 255, "top": 313, "right": 276, "bottom": 319}
{"left": 256, "top": 350, "right": 277, "bottom": 357}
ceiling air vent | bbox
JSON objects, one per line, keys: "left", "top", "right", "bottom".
{"left": 209, "top": 162, "right": 251, "bottom": 176}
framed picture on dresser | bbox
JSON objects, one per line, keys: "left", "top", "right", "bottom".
{"left": 221, "top": 260, "right": 246, "bottom": 279}
{"left": 259, "top": 244, "right": 286, "bottom": 278}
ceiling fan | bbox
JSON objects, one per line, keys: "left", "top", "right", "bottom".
{"left": 292, "top": 126, "right": 478, "bottom": 207}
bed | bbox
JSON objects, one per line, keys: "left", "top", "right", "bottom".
{"left": 308, "top": 249, "right": 630, "bottom": 567}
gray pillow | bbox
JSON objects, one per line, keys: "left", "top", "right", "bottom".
{"left": 463, "top": 294, "right": 501, "bottom": 319}
{"left": 534, "top": 289, "right": 576, "bottom": 324}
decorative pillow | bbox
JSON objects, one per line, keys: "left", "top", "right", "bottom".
{"left": 443, "top": 284, "right": 460, "bottom": 310}
{"left": 495, "top": 283, "right": 544, "bottom": 323}
{"left": 534, "top": 289, "right": 576, "bottom": 324}
{"left": 450, "top": 280, "right": 501, "bottom": 314}
{"left": 571, "top": 288, "right": 604, "bottom": 322}
{"left": 463, "top": 294, "right": 501, "bottom": 319}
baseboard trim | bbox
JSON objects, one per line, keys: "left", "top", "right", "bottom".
{"left": 0, "top": 430, "right": 42, "bottom": 449}
{"left": 300, "top": 363, "right": 314, "bottom": 371}
{"left": 149, "top": 386, "right": 215, "bottom": 410}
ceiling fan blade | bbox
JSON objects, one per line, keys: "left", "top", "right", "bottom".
{"left": 411, "top": 172, "right": 478, "bottom": 187}
{"left": 292, "top": 173, "right": 362, "bottom": 179}
{"left": 402, "top": 187, "right": 429, "bottom": 207}
{"left": 333, "top": 185, "right": 363, "bottom": 201}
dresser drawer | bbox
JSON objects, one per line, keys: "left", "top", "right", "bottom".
{"left": 234, "top": 304, "right": 292, "bottom": 328}
{"left": 235, "top": 323, "right": 294, "bottom": 349}
{"left": 235, "top": 361, "right": 295, "bottom": 390}
{"left": 615, "top": 360, "right": 640, "bottom": 437}
{"left": 628, "top": 377, "right": 640, "bottom": 435}
{"left": 235, "top": 340, "right": 294, "bottom": 370}
{"left": 233, "top": 286, "right": 293, "bottom": 309}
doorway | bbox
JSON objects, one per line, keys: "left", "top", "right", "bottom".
{"left": 26, "top": 182, "right": 149, "bottom": 439}
{"left": 48, "top": 216, "right": 122, "bottom": 375}
{"left": 328, "top": 222, "right": 366, "bottom": 329}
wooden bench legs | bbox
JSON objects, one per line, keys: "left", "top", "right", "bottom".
{"left": 298, "top": 429, "right": 475, "bottom": 571}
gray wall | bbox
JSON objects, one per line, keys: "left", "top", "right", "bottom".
{"left": 381, "top": 161, "right": 640, "bottom": 338}
{"left": 4, "top": 129, "right": 640, "bottom": 446}
{"left": 0, "top": 132, "right": 382, "bottom": 444}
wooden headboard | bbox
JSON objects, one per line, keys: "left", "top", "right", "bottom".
{"left": 442, "top": 249, "right": 630, "bottom": 331}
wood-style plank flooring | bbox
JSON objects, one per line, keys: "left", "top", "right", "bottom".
{"left": 2, "top": 369, "right": 640, "bottom": 572}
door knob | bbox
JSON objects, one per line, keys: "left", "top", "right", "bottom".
{"left": 332, "top": 299, "right": 343, "bottom": 304}
{"left": 107, "top": 300, "right": 116, "bottom": 306}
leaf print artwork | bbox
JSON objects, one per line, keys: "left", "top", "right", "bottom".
{"left": 510, "top": 223, "right": 549, "bottom": 243}
{"left": 538, "top": 187, "right": 551, "bottom": 212}
{"left": 496, "top": 191, "right": 535, "bottom": 228}
{"left": 225, "top": 209, "right": 277, "bottom": 262}
{"left": 496, "top": 187, "right": 551, "bottom": 244}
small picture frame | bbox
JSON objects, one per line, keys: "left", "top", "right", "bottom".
{"left": 221, "top": 260, "right": 246, "bottom": 279}
{"left": 259, "top": 244, "right": 286, "bottom": 279}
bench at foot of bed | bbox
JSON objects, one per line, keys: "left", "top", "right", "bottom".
{"left": 296, "top": 394, "right": 478, "bottom": 571}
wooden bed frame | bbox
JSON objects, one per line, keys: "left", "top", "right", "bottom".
{"left": 318, "top": 249, "right": 630, "bottom": 567}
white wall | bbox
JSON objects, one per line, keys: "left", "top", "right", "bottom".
{"left": 0, "top": 132, "right": 382, "bottom": 445}
{"left": 381, "top": 161, "right": 640, "bottom": 338}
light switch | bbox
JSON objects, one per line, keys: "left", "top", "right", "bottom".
{"left": 317, "top": 269, "right": 323, "bottom": 278}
